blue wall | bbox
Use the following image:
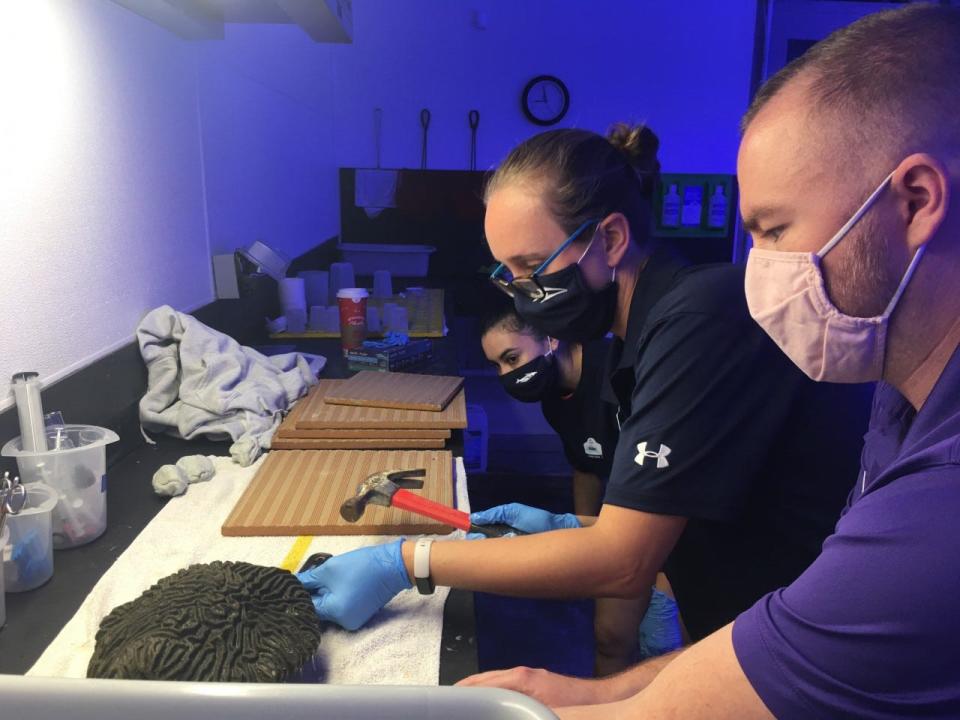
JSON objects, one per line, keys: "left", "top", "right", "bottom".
{"left": 197, "top": 0, "right": 759, "bottom": 259}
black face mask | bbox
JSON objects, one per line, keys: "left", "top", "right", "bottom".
{"left": 513, "top": 263, "right": 617, "bottom": 342}
{"left": 499, "top": 353, "right": 559, "bottom": 403}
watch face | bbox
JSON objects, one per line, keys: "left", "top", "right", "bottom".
{"left": 523, "top": 75, "right": 570, "bottom": 126}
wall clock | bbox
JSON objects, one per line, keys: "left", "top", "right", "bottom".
{"left": 521, "top": 75, "right": 570, "bottom": 126}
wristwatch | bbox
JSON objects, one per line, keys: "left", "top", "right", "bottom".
{"left": 413, "top": 537, "right": 435, "bottom": 595}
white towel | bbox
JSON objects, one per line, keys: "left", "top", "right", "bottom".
{"left": 355, "top": 169, "right": 398, "bottom": 219}
{"left": 28, "top": 455, "right": 470, "bottom": 685}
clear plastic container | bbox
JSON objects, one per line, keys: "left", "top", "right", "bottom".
{"left": 0, "top": 524, "right": 8, "bottom": 626}
{"left": 2, "top": 425, "right": 118, "bottom": 548}
{"left": 2, "top": 482, "right": 56, "bottom": 592}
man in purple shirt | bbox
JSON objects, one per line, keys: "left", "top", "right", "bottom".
{"left": 459, "top": 5, "right": 960, "bottom": 717}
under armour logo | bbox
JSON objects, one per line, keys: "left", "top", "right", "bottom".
{"left": 635, "top": 442, "right": 671, "bottom": 469}
{"left": 534, "top": 287, "right": 568, "bottom": 303}
{"left": 515, "top": 371, "right": 538, "bottom": 384}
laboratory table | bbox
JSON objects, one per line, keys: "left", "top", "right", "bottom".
{"left": 0, "top": 338, "right": 478, "bottom": 684}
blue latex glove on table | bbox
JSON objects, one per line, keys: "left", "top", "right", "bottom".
{"left": 468, "top": 503, "right": 581, "bottom": 538}
{"left": 296, "top": 539, "right": 411, "bottom": 630}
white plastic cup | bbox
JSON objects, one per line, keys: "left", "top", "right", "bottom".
{"left": 330, "top": 262, "right": 356, "bottom": 298}
{"left": 366, "top": 306, "right": 382, "bottom": 333}
{"left": 323, "top": 307, "right": 340, "bottom": 333}
{"left": 308, "top": 305, "right": 326, "bottom": 331}
{"left": 285, "top": 308, "right": 307, "bottom": 333}
{"left": 1, "top": 425, "right": 118, "bottom": 548}
{"left": 373, "top": 270, "right": 393, "bottom": 299}
{"left": 299, "top": 271, "right": 329, "bottom": 308}
{"left": 3, "top": 482, "right": 57, "bottom": 592}
{"left": 278, "top": 277, "right": 307, "bottom": 311}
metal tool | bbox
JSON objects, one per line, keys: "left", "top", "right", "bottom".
{"left": 340, "top": 468, "right": 525, "bottom": 538}
{"left": 373, "top": 107, "right": 383, "bottom": 169}
{"left": 468, "top": 109, "right": 480, "bottom": 170}
{"left": 0, "top": 471, "right": 27, "bottom": 535}
{"left": 419, "top": 108, "right": 431, "bottom": 169}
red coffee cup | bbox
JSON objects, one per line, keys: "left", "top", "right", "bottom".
{"left": 337, "top": 288, "right": 368, "bottom": 350}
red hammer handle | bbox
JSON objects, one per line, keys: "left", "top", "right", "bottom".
{"left": 391, "top": 488, "right": 471, "bottom": 531}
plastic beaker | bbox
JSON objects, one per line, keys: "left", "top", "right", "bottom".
{"left": 2, "top": 482, "right": 56, "bottom": 592}
{"left": 2, "top": 425, "right": 118, "bottom": 548}
{"left": 0, "top": 524, "right": 8, "bottom": 626}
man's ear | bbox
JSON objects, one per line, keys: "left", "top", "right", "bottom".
{"left": 600, "top": 213, "right": 632, "bottom": 267}
{"left": 895, "top": 153, "right": 950, "bottom": 252}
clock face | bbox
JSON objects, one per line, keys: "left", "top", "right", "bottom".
{"left": 522, "top": 75, "right": 570, "bottom": 126}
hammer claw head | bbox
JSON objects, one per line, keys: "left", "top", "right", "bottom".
{"left": 384, "top": 468, "right": 427, "bottom": 489}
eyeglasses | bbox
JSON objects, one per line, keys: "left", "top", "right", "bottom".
{"left": 489, "top": 218, "right": 600, "bottom": 300}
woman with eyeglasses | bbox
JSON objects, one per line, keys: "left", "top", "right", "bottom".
{"left": 297, "top": 124, "right": 871, "bottom": 703}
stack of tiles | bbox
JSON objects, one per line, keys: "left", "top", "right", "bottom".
{"left": 271, "top": 373, "right": 466, "bottom": 450}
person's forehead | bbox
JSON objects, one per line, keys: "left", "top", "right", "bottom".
{"left": 481, "top": 326, "right": 540, "bottom": 355}
{"left": 738, "top": 80, "right": 826, "bottom": 216}
{"left": 485, "top": 182, "right": 566, "bottom": 262}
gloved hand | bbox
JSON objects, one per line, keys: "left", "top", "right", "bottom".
{"left": 637, "top": 587, "right": 684, "bottom": 659}
{"left": 468, "top": 503, "right": 581, "bottom": 538}
{"left": 296, "top": 540, "right": 412, "bottom": 631}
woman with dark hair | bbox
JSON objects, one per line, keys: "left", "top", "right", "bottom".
{"left": 298, "top": 123, "right": 871, "bottom": 692}
{"left": 479, "top": 303, "right": 614, "bottom": 516}
{"left": 480, "top": 303, "right": 681, "bottom": 673}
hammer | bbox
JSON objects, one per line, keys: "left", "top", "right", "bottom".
{"left": 340, "top": 468, "right": 525, "bottom": 538}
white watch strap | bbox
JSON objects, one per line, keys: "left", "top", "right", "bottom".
{"left": 413, "top": 537, "right": 435, "bottom": 595}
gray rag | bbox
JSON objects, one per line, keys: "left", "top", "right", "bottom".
{"left": 153, "top": 465, "right": 189, "bottom": 497}
{"left": 137, "top": 305, "right": 325, "bottom": 466}
{"left": 176, "top": 455, "right": 216, "bottom": 484}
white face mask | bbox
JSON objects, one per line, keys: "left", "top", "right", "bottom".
{"left": 744, "top": 171, "right": 926, "bottom": 383}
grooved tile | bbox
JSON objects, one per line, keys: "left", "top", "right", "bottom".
{"left": 323, "top": 371, "right": 464, "bottom": 412}
{"left": 222, "top": 450, "right": 455, "bottom": 536}
{"left": 296, "top": 380, "right": 467, "bottom": 430}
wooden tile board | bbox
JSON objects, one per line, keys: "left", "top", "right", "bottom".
{"left": 296, "top": 380, "right": 468, "bottom": 430}
{"left": 271, "top": 437, "right": 446, "bottom": 450}
{"left": 276, "top": 395, "right": 450, "bottom": 439}
{"left": 221, "top": 450, "right": 455, "bottom": 536}
{"left": 323, "top": 371, "right": 464, "bottom": 412}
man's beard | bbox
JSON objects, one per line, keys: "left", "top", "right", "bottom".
{"left": 823, "top": 212, "right": 904, "bottom": 319}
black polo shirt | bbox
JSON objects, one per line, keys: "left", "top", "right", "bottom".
{"left": 541, "top": 338, "right": 618, "bottom": 480}
{"left": 603, "top": 248, "right": 873, "bottom": 641}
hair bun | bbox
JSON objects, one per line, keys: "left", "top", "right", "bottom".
{"left": 606, "top": 123, "right": 661, "bottom": 195}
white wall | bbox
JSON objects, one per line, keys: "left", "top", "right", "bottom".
{"left": 0, "top": 1, "right": 213, "bottom": 412}
{"left": 196, "top": 26, "right": 340, "bottom": 259}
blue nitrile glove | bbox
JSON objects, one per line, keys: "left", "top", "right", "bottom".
{"left": 468, "top": 503, "right": 581, "bottom": 538}
{"left": 637, "top": 587, "right": 684, "bottom": 659}
{"left": 296, "top": 540, "right": 412, "bottom": 631}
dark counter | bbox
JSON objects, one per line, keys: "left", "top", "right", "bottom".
{"left": 0, "top": 337, "right": 478, "bottom": 683}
